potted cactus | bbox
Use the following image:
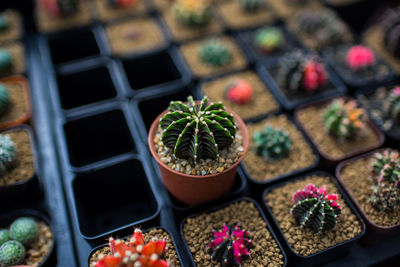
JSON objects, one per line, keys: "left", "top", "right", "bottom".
{"left": 295, "top": 97, "right": 384, "bottom": 166}
{"left": 215, "top": 0, "right": 275, "bottom": 30}
{"left": 324, "top": 44, "right": 395, "bottom": 88}
{"left": 0, "top": 10, "right": 22, "bottom": 44}
{"left": 148, "top": 95, "right": 248, "bottom": 205}
{"left": 36, "top": 0, "right": 91, "bottom": 32}
{"left": 180, "top": 36, "right": 247, "bottom": 79}
{"left": 336, "top": 148, "right": 400, "bottom": 245}
{"left": 268, "top": 0, "right": 322, "bottom": 19}
{"left": 0, "top": 43, "right": 25, "bottom": 78}
{"left": 93, "top": 0, "right": 145, "bottom": 22}
{"left": 162, "top": 0, "right": 222, "bottom": 42}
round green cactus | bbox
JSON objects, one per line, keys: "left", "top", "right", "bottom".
{"left": 199, "top": 39, "right": 232, "bottom": 67}
{"left": 174, "top": 0, "right": 212, "bottom": 28}
{"left": 0, "top": 50, "right": 12, "bottom": 74}
{"left": 160, "top": 96, "right": 236, "bottom": 161}
{"left": 0, "top": 134, "right": 16, "bottom": 177}
{"left": 9, "top": 217, "right": 38, "bottom": 245}
{"left": 238, "top": 0, "right": 264, "bottom": 12}
{"left": 0, "top": 240, "right": 25, "bottom": 266}
{"left": 254, "top": 27, "right": 285, "bottom": 53}
{"left": 0, "top": 84, "right": 10, "bottom": 116}
{"left": 0, "top": 14, "right": 9, "bottom": 32}
{"left": 252, "top": 125, "right": 291, "bottom": 160}
{"left": 0, "top": 230, "right": 9, "bottom": 246}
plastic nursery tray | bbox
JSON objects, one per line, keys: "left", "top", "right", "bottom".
{"left": 263, "top": 171, "right": 366, "bottom": 267}
{"left": 258, "top": 55, "right": 347, "bottom": 110}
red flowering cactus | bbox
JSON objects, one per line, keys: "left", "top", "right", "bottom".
{"left": 302, "top": 60, "right": 328, "bottom": 92}
{"left": 346, "top": 45, "right": 376, "bottom": 71}
{"left": 224, "top": 79, "right": 253, "bottom": 104}
{"left": 41, "top": 0, "right": 79, "bottom": 18}
{"left": 208, "top": 223, "right": 253, "bottom": 266}
{"left": 93, "top": 229, "right": 169, "bottom": 267}
{"left": 290, "top": 184, "right": 342, "bottom": 233}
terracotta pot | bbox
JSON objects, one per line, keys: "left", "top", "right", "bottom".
{"left": 148, "top": 105, "right": 249, "bottom": 206}
{"left": 0, "top": 75, "right": 32, "bottom": 130}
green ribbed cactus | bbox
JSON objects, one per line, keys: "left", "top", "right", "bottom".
{"left": 0, "top": 50, "right": 12, "bottom": 74}
{"left": 0, "top": 134, "right": 16, "bottom": 177}
{"left": 0, "top": 14, "right": 9, "bottom": 32}
{"left": 252, "top": 125, "right": 291, "bottom": 160}
{"left": 0, "top": 230, "right": 9, "bottom": 246}
{"left": 160, "top": 96, "right": 236, "bottom": 161}
{"left": 199, "top": 39, "right": 232, "bottom": 67}
{"left": 0, "top": 84, "right": 10, "bottom": 116}
{"left": 9, "top": 217, "right": 38, "bottom": 245}
{"left": 0, "top": 240, "right": 25, "bottom": 266}
{"left": 238, "top": 0, "right": 265, "bottom": 12}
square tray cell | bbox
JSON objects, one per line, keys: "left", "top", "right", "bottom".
{"left": 48, "top": 28, "right": 100, "bottom": 65}
{"left": 64, "top": 110, "right": 135, "bottom": 167}
{"left": 57, "top": 66, "right": 117, "bottom": 110}
{"left": 73, "top": 159, "right": 158, "bottom": 238}
{"left": 123, "top": 51, "right": 182, "bottom": 91}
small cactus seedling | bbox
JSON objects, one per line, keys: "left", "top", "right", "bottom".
{"left": 254, "top": 27, "right": 284, "bottom": 53}
{"left": 41, "top": 0, "right": 79, "bottom": 18}
{"left": 93, "top": 228, "right": 169, "bottom": 267}
{"left": 0, "top": 230, "right": 9, "bottom": 246}
{"left": 346, "top": 45, "right": 376, "bottom": 72}
{"left": 0, "top": 14, "right": 9, "bottom": 32}
{"left": 208, "top": 223, "right": 253, "bottom": 267}
{"left": 0, "top": 84, "right": 10, "bottom": 116}
{"left": 277, "top": 51, "right": 328, "bottom": 92}
{"left": 199, "top": 39, "right": 232, "bottom": 67}
{"left": 0, "top": 240, "right": 25, "bottom": 266}
{"left": 252, "top": 125, "right": 291, "bottom": 161}
{"left": 107, "top": 0, "right": 138, "bottom": 8}
{"left": 224, "top": 79, "right": 253, "bottom": 104}
{"left": 174, "top": 0, "right": 212, "bottom": 28}
{"left": 382, "top": 8, "right": 400, "bottom": 59}
{"left": 290, "top": 184, "right": 342, "bottom": 233}
{"left": 386, "top": 86, "right": 400, "bottom": 122}
{"left": 9, "top": 217, "right": 38, "bottom": 245}
{"left": 0, "top": 50, "right": 12, "bottom": 74}
{"left": 369, "top": 149, "right": 400, "bottom": 212}
{"left": 0, "top": 134, "right": 16, "bottom": 177}
{"left": 237, "top": 0, "right": 265, "bottom": 12}
{"left": 323, "top": 99, "right": 365, "bottom": 139}
{"left": 160, "top": 96, "right": 236, "bottom": 161}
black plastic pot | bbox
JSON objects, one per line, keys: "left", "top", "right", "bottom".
{"left": 258, "top": 55, "right": 347, "bottom": 110}
{"left": 179, "top": 197, "right": 287, "bottom": 267}
{"left": 0, "top": 209, "right": 56, "bottom": 267}
{"left": 263, "top": 171, "right": 366, "bottom": 266}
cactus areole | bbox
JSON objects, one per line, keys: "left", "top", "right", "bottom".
{"left": 160, "top": 96, "right": 236, "bottom": 161}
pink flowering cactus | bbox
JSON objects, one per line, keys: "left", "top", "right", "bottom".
{"left": 346, "top": 45, "right": 376, "bottom": 71}
{"left": 301, "top": 60, "right": 328, "bottom": 92}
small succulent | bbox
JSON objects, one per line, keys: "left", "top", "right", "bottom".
{"left": 9, "top": 217, "right": 38, "bottom": 245}
{"left": 252, "top": 125, "right": 291, "bottom": 161}
{"left": 237, "top": 0, "right": 265, "bottom": 12}
{"left": 369, "top": 149, "right": 400, "bottom": 212}
{"left": 174, "top": 0, "right": 212, "bottom": 28}
{"left": 208, "top": 223, "right": 253, "bottom": 267}
{"left": 385, "top": 86, "right": 400, "bottom": 122}
{"left": 290, "top": 184, "right": 342, "bottom": 233}
{"left": 382, "top": 8, "right": 400, "bottom": 59}
{"left": 160, "top": 96, "right": 236, "bottom": 161}
{"left": 199, "top": 39, "right": 232, "bottom": 67}
{"left": 0, "top": 230, "right": 9, "bottom": 246}
{"left": 0, "top": 84, "right": 10, "bottom": 116}
{"left": 323, "top": 99, "right": 365, "bottom": 139}
{"left": 93, "top": 228, "right": 169, "bottom": 267}
{"left": 224, "top": 79, "right": 253, "bottom": 104}
{"left": 107, "top": 0, "right": 138, "bottom": 8}
{"left": 41, "top": 0, "right": 79, "bottom": 18}
{"left": 0, "top": 134, "right": 16, "bottom": 177}
{"left": 0, "top": 50, "right": 12, "bottom": 74}
{"left": 0, "top": 240, "right": 25, "bottom": 266}
{"left": 254, "top": 27, "right": 285, "bottom": 53}
{"left": 346, "top": 45, "right": 376, "bottom": 72}
{"left": 277, "top": 51, "right": 328, "bottom": 92}
{"left": 0, "top": 14, "right": 9, "bottom": 32}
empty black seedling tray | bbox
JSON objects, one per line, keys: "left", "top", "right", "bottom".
{"left": 262, "top": 171, "right": 366, "bottom": 266}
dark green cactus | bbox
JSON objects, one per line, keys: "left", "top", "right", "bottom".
{"left": 237, "top": 0, "right": 265, "bottom": 12}
{"left": 0, "top": 84, "right": 10, "bottom": 116}
{"left": 0, "top": 14, "right": 9, "bottom": 32}
{"left": 0, "top": 240, "right": 25, "bottom": 266}
{"left": 199, "top": 39, "right": 232, "bottom": 67}
{"left": 0, "top": 50, "right": 12, "bottom": 75}
{"left": 0, "top": 134, "right": 16, "bottom": 177}
{"left": 252, "top": 125, "right": 291, "bottom": 161}
{"left": 9, "top": 217, "right": 38, "bottom": 245}
{"left": 0, "top": 230, "right": 9, "bottom": 246}
{"left": 160, "top": 96, "right": 236, "bottom": 161}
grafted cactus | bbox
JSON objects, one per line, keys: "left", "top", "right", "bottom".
{"left": 160, "top": 96, "right": 236, "bottom": 161}
{"left": 346, "top": 45, "right": 376, "bottom": 71}
{"left": 237, "top": 0, "right": 264, "bottom": 12}
{"left": 252, "top": 125, "right": 291, "bottom": 161}
{"left": 174, "top": 0, "right": 212, "bottom": 28}
{"left": 208, "top": 223, "right": 253, "bottom": 266}
{"left": 290, "top": 184, "right": 342, "bottom": 233}
{"left": 41, "top": 0, "right": 79, "bottom": 17}
{"left": 225, "top": 79, "right": 253, "bottom": 104}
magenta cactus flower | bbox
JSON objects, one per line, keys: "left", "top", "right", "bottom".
{"left": 208, "top": 223, "right": 253, "bottom": 266}
{"left": 346, "top": 45, "right": 376, "bottom": 71}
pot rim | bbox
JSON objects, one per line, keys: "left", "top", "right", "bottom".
{"left": 148, "top": 100, "right": 249, "bottom": 179}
